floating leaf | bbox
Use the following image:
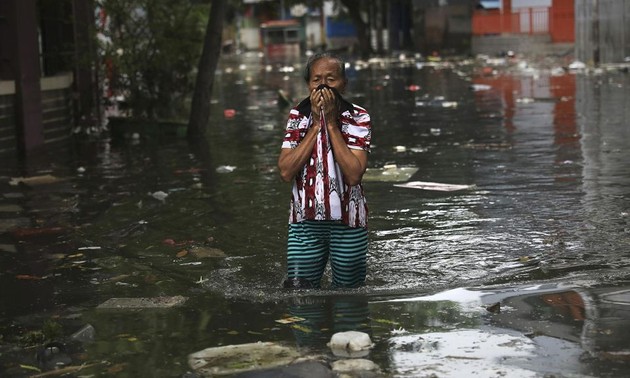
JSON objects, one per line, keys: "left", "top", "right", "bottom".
{"left": 16, "top": 274, "right": 42, "bottom": 280}
{"left": 19, "top": 364, "right": 41, "bottom": 372}
{"left": 9, "top": 174, "right": 63, "bottom": 186}
{"left": 107, "top": 363, "right": 127, "bottom": 374}
{"left": 291, "top": 324, "right": 312, "bottom": 333}
{"left": 176, "top": 250, "right": 188, "bottom": 258}
{"left": 275, "top": 316, "right": 305, "bottom": 324}
{"left": 11, "top": 227, "right": 65, "bottom": 238}
{"left": 227, "top": 330, "right": 239, "bottom": 335}
{"left": 247, "top": 331, "right": 264, "bottom": 335}
{"left": 372, "top": 318, "right": 399, "bottom": 325}
{"left": 108, "top": 274, "right": 130, "bottom": 282}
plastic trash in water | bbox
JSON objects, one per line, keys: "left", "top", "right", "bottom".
{"left": 568, "top": 61, "right": 586, "bottom": 70}
{"left": 469, "top": 84, "right": 492, "bottom": 91}
{"left": 327, "top": 331, "right": 374, "bottom": 357}
{"left": 363, "top": 165, "right": 419, "bottom": 183}
{"left": 394, "top": 181, "right": 475, "bottom": 192}
{"left": 216, "top": 165, "right": 236, "bottom": 173}
{"left": 150, "top": 191, "right": 168, "bottom": 201}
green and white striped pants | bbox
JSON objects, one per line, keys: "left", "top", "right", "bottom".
{"left": 286, "top": 220, "right": 368, "bottom": 288}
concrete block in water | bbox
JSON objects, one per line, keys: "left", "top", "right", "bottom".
{"left": 188, "top": 342, "right": 301, "bottom": 376}
{"left": 96, "top": 295, "right": 187, "bottom": 309}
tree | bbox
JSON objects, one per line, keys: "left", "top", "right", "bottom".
{"left": 338, "top": 0, "right": 372, "bottom": 58}
{"left": 99, "top": 0, "right": 209, "bottom": 119}
{"left": 187, "top": 0, "right": 226, "bottom": 139}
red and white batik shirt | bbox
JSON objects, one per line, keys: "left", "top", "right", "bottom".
{"left": 281, "top": 100, "right": 371, "bottom": 228}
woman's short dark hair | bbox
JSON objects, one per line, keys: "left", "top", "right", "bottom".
{"left": 303, "top": 52, "right": 347, "bottom": 83}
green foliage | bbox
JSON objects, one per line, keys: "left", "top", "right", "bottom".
{"left": 42, "top": 320, "right": 64, "bottom": 340}
{"left": 99, "top": 0, "right": 210, "bottom": 119}
{"left": 17, "top": 320, "right": 64, "bottom": 347}
{"left": 18, "top": 330, "right": 46, "bottom": 346}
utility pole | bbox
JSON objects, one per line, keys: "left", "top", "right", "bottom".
{"left": 592, "top": 0, "right": 599, "bottom": 65}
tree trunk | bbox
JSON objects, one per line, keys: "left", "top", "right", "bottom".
{"left": 339, "top": 0, "right": 372, "bottom": 59}
{"left": 187, "top": 0, "right": 226, "bottom": 139}
{"left": 376, "top": 0, "right": 385, "bottom": 54}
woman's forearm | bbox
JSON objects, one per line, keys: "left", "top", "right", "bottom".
{"left": 326, "top": 120, "right": 367, "bottom": 186}
{"left": 278, "top": 124, "right": 320, "bottom": 182}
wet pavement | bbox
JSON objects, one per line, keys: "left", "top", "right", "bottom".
{"left": 1, "top": 52, "right": 630, "bottom": 377}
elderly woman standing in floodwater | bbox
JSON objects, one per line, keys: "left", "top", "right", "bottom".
{"left": 277, "top": 52, "right": 372, "bottom": 289}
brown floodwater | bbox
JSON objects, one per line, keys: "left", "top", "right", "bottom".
{"left": 1, "top": 52, "right": 630, "bottom": 377}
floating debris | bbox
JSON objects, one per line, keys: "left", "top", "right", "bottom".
{"left": 77, "top": 246, "right": 101, "bottom": 251}
{"left": 391, "top": 327, "right": 409, "bottom": 335}
{"left": 216, "top": 165, "right": 236, "bottom": 173}
{"left": 10, "top": 226, "right": 65, "bottom": 238}
{"left": 470, "top": 84, "right": 492, "bottom": 91}
{"left": 150, "top": 191, "right": 168, "bottom": 201}
{"left": 188, "top": 342, "right": 301, "bottom": 376}
{"left": 97, "top": 296, "right": 187, "bottom": 309}
{"left": 195, "top": 276, "right": 209, "bottom": 284}
{"left": 275, "top": 316, "right": 305, "bottom": 324}
{"left": 394, "top": 181, "right": 475, "bottom": 192}
{"left": 516, "top": 97, "right": 534, "bottom": 104}
{"left": 568, "top": 60, "right": 586, "bottom": 71}
{"left": 485, "top": 302, "right": 501, "bottom": 314}
{"left": 363, "top": 165, "right": 419, "bottom": 183}
{"left": 257, "top": 123, "right": 275, "bottom": 131}
{"left": 9, "top": 174, "right": 64, "bottom": 186}
{"left": 328, "top": 331, "right": 374, "bottom": 358}
{"left": 415, "top": 96, "right": 458, "bottom": 108}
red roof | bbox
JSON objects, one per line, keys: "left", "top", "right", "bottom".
{"left": 260, "top": 19, "right": 300, "bottom": 29}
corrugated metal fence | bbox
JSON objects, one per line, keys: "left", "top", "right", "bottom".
{"left": 575, "top": 0, "right": 630, "bottom": 64}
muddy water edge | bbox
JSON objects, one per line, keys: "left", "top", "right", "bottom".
{"left": 1, "top": 53, "right": 630, "bottom": 377}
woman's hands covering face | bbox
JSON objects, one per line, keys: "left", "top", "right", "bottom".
{"left": 310, "top": 84, "right": 340, "bottom": 122}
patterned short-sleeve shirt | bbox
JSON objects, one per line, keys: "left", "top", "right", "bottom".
{"left": 281, "top": 99, "right": 372, "bottom": 228}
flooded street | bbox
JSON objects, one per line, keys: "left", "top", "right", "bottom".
{"left": 2, "top": 52, "right": 630, "bottom": 377}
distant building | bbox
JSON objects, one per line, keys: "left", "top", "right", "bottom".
{"left": 471, "top": 0, "right": 575, "bottom": 56}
